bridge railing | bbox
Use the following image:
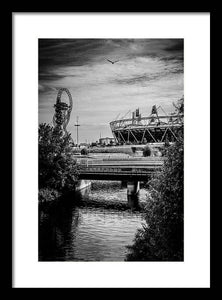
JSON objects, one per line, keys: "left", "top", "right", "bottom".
{"left": 77, "top": 157, "right": 165, "bottom": 166}
{"left": 79, "top": 166, "right": 162, "bottom": 174}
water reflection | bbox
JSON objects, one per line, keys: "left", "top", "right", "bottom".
{"left": 39, "top": 198, "right": 80, "bottom": 261}
{"left": 39, "top": 181, "right": 147, "bottom": 261}
{"left": 127, "top": 194, "right": 139, "bottom": 210}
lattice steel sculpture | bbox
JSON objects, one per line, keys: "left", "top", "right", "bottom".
{"left": 53, "top": 88, "right": 73, "bottom": 136}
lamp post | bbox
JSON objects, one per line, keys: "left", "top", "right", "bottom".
{"left": 75, "top": 116, "right": 80, "bottom": 146}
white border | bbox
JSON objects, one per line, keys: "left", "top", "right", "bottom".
{"left": 13, "top": 13, "right": 210, "bottom": 288}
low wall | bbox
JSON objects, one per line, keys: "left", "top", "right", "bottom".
{"left": 75, "top": 180, "right": 91, "bottom": 191}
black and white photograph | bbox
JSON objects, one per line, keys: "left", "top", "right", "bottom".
{"left": 38, "top": 38, "right": 184, "bottom": 262}
{"left": 13, "top": 13, "right": 210, "bottom": 288}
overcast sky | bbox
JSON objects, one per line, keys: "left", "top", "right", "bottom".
{"left": 39, "top": 39, "right": 183, "bottom": 144}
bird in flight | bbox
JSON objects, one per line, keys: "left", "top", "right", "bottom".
{"left": 106, "top": 59, "right": 119, "bottom": 64}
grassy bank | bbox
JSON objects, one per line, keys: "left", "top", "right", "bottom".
{"left": 88, "top": 146, "right": 134, "bottom": 155}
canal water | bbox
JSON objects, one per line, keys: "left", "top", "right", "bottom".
{"left": 39, "top": 181, "right": 148, "bottom": 261}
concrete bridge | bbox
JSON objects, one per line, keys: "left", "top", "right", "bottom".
{"left": 77, "top": 157, "right": 164, "bottom": 197}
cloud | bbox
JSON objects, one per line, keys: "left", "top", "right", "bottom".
{"left": 38, "top": 84, "right": 57, "bottom": 94}
{"left": 113, "top": 74, "right": 161, "bottom": 85}
{"left": 39, "top": 39, "right": 116, "bottom": 73}
{"left": 39, "top": 39, "right": 184, "bottom": 142}
{"left": 164, "top": 39, "right": 184, "bottom": 51}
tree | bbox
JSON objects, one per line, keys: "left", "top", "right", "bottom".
{"left": 126, "top": 131, "right": 184, "bottom": 261}
{"left": 39, "top": 123, "right": 79, "bottom": 193}
{"left": 131, "top": 147, "right": 136, "bottom": 154}
{"left": 81, "top": 147, "right": 88, "bottom": 155}
{"left": 173, "top": 96, "right": 184, "bottom": 114}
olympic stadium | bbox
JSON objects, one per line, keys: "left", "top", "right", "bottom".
{"left": 110, "top": 97, "right": 184, "bottom": 145}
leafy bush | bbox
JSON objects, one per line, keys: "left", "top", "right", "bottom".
{"left": 143, "top": 144, "right": 151, "bottom": 157}
{"left": 81, "top": 147, "right": 88, "bottom": 155}
{"left": 126, "top": 132, "right": 184, "bottom": 261}
{"left": 38, "top": 188, "right": 60, "bottom": 203}
{"left": 39, "top": 123, "right": 79, "bottom": 193}
{"left": 131, "top": 147, "right": 136, "bottom": 153}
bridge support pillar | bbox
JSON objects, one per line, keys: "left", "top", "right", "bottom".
{"left": 127, "top": 181, "right": 140, "bottom": 196}
{"left": 127, "top": 181, "right": 140, "bottom": 209}
{"left": 121, "top": 181, "right": 127, "bottom": 188}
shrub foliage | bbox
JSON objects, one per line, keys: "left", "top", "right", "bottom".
{"left": 39, "top": 123, "right": 79, "bottom": 193}
{"left": 143, "top": 144, "right": 151, "bottom": 157}
{"left": 38, "top": 187, "right": 60, "bottom": 203}
{"left": 126, "top": 132, "right": 184, "bottom": 261}
{"left": 80, "top": 147, "right": 88, "bottom": 155}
